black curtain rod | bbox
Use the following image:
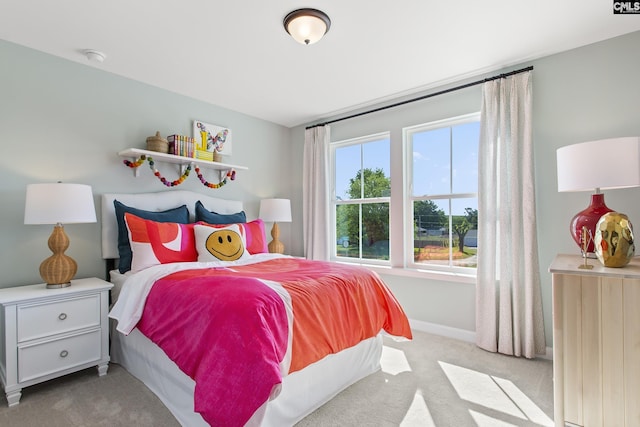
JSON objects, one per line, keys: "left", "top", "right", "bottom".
{"left": 306, "top": 65, "right": 533, "bottom": 130}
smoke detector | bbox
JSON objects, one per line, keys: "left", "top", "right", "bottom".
{"left": 83, "top": 49, "right": 106, "bottom": 63}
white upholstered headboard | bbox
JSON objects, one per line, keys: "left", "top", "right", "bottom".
{"left": 101, "top": 190, "right": 244, "bottom": 260}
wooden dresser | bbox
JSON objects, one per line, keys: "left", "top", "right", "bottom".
{"left": 550, "top": 254, "right": 640, "bottom": 427}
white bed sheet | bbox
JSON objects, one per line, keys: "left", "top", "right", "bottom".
{"left": 111, "top": 325, "right": 383, "bottom": 426}
{"left": 109, "top": 269, "right": 128, "bottom": 306}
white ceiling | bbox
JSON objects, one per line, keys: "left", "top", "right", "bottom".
{"left": 2, "top": 1, "right": 640, "bottom": 128}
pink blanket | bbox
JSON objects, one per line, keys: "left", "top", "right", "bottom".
{"left": 137, "top": 272, "right": 288, "bottom": 426}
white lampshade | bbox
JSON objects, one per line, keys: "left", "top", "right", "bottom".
{"left": 259, "top": 199, "right": 292, "bottom": 223}
{"left": 25, "top": 183, "right": 97, "bottom": 225}
{"left": 283, "top": 9, "right": 331, "bottom": 45}
{"left": 557, "top": 137, "right": 640, "bottom": 192}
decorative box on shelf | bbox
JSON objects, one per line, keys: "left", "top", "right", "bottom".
{"left": 146, "top": 131, "right": 169, "bottom": 154}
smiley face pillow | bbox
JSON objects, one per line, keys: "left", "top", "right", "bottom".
{"left": 194, "top": 224, "right": 251, "bottom": 262}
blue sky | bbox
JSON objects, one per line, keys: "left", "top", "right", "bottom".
{"left": 413, "top": 121, "right": 479, "bottom": 214}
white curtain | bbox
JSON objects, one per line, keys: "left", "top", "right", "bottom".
{"left": 302, "top": 125, "right": 330, "bottom": 261}
{"left": 476, "top": 71, "right": 546, "bottom": 358}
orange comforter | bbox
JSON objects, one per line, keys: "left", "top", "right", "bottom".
{"left": 212, "top": 257, "right": 413, "bottom": 371}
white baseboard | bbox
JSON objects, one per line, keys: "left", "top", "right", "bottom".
{"left": 409, "top": 319, "right": 476, "bottom": 343}
{"left": 540, "top": 347, "right": 553, "bottom": 360}
{"left": 408, "top": 319, "right": 553, "bottom": 360}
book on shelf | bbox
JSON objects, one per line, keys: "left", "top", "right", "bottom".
{"left": 167, "top": 134, "right": 196, "bottom": 158}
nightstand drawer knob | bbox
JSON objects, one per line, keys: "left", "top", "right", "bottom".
{"left": 59, "top": 350, "right": 69, "bottom": 358}
{"left": 58, "top": 313, "right": 67, "bottom": 320}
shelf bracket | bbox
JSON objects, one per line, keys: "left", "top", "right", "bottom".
{"left": 181, "top": 162, "right": 194, "bottom": 176}
{"left": 130, "top": 158, "right": 140, "bottom": 177}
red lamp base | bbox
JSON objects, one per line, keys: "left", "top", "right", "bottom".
{"left": 570, "top": 193, "right": 613, "bottom": 255}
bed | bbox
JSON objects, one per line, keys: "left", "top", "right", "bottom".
{"left": 102, "top": 190, "right": 412, "bottom": 426}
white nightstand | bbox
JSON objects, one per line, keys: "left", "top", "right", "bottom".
{"left": 0, "top": 277, "right": 113, "bottom": 406}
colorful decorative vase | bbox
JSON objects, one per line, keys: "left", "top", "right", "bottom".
{"left": 594, "top": 212, "right": 635, "bottom": 267}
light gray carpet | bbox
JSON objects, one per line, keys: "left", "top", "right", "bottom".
{"left": 296, "top": 331, "right": 553, "bottom": 427}
{"left": 0, "top": 331, "right": 553, "bottom": 426}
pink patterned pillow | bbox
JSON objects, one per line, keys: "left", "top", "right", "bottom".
{"left": 125, "top": 213, "right": 198, "bottom": 273}
{"left": 197, "top": 219, "right": 268, "bottom": 254}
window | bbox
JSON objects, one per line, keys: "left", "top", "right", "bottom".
{"left": 330, "top": 113, "right": 480, "bottom": 276}
{"left": 405, "top": 114, "right": 479, "bottom": 272}
{"left": 332, "top": 133, "right": 390, "bottom": 263}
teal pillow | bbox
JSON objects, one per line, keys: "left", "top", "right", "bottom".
{"left": 114, "top": 200, "right": 189, "bottom": 273}
{"left": 195, "top": 200, "right": 246, "bottom": 224}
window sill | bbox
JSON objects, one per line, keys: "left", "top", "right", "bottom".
{"left": 334, "top": 260, "right": 477, "bottom": 285}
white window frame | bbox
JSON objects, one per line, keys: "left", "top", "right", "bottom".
{"left": 330, "top": 132, "right": 391, "bottom": 266}
{"left": 403, "top": 112, "right": 480, "bottom": 275}
{"left": 328, "top": 113, "right": 479, "bottom": 283}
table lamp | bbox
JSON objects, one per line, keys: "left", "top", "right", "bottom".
{"left": 24, "top": 183, "right": 97, "bottom": 288}
{"left": 557, "top": 137, "right": 640, "bottom": 256}
{"left": 259, "top": 198, "right": 292, "bottom": 254}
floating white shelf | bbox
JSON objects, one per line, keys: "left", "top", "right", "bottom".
{"left": 118, "top": 148, "right": 248, "bottom": 175}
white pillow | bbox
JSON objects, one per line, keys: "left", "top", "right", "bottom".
{"left": 194, "top": 224, "right": 251, "bottom": 262}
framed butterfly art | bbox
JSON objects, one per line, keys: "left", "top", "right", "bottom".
{"left": 193, "top": 120, "right": 233, "bottom": 156}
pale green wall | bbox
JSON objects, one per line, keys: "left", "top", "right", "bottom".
{"left": 291, "top": 31, "right": 640, "bottom": 347}
{"left": 0, "top": 40, "right": 293, "bottom": 288}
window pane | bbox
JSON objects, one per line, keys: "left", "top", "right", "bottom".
{"left": 335, "top": 144, "right": 361, "bottom": 200}
{"left": 451, "top": 198, "right": 478, "bottom": 268}
{"left": 336, "top": 204, "right": 358, "bottom": 257}
{"left": 335, "top": 202, "right": 389, "bottom": 260}
{"left": 413, "top": 199, "right": 449, "bottom": 266}
{"left": 452, "top": 122, "right": 479, "bottom": 194}
{"left": 414, "top": 199, "right": 446, "bottom": 237}
{"left": 412, "top": 127, "right": 451, "bottom": 196}
{"left": 363, "top": 139, "right": 391, "bottom": 197}
{"left": 362, "top": 202, "right": 389, "bottom": 260}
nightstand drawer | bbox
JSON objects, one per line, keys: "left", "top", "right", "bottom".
{"left": 18, "top": 329, "right": 102, "bottom": 383}
{"left": 17, "top": 295, "right": 100, "bottom": 342}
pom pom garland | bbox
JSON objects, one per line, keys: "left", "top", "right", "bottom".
{"left": 195, "top": 166, "right": 236, "bottom": 189}
{"left": 123, "top": 156, "right": 235, "bottom": 189}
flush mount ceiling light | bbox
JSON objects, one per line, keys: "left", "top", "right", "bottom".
{"left": 283, "top": 8, "right": 331, "bottom": 45}
{"left": 83, "top": 49, "right": 106, "bottom": 63}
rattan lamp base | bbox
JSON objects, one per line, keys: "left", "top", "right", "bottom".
{"left": 267, "top": 222, "right": 285, "bottom": 254}
{"left": 40, "top": 224, "right": 77, "bottom": 288}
